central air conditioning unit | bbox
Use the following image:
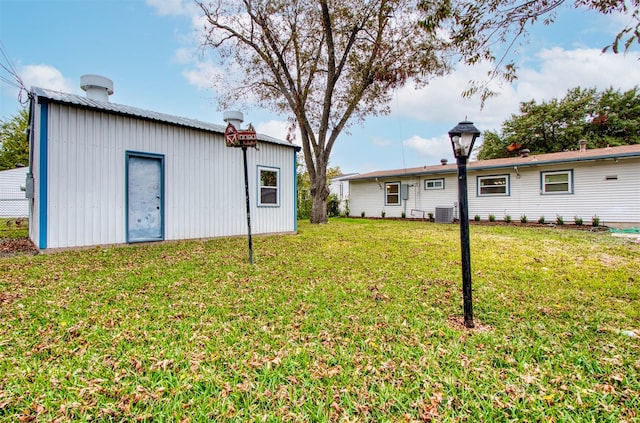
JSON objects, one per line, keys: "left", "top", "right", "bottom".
{"left": 435, "top": 207, "right": 454, "bottom": 223}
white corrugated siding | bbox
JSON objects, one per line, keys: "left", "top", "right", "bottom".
{"left": 40, "top": 104, "right": 296, "bottom": 249}
{"left": 0, "top": 167, "right": 29, "bottom": 217}
{"left": 348, "top": 158, "right": 639, "bottom": 224}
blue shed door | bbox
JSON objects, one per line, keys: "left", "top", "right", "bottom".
{"left": 126, "top": 153, "right": 164, "bottom": 242}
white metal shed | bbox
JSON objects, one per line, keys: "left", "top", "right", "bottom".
{"left": 27, "top": 76, "right": 300, "bottom": 250}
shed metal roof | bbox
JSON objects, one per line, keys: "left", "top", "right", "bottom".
{"left": 346, "top": 143, "right": 640, "bottom": 181}
{"left": 31, "top": 87, "right": 299, "bottom": 150}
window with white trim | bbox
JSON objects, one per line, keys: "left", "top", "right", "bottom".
{"left": 258, "top": 166, "right": 279, "bottom": 206}
{"left": 478, "top": 175, "right": 509, "bottom": 196}
{"left": 541, "top": 170, "right": 573, "bottom": 194}
{"left": 424, "top": 178, "right": 445, "bottom": 190}
{"left": 385, "top": 182, "right": 400, "bottom": 205}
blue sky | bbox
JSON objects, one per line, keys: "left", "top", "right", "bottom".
{"left": 1, "top": 0, "right": 639, "bottom": 174}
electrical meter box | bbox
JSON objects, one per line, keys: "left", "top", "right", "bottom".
{"left": 25, "top": 173, "right": 34, "bottom": 199}
{"left": 401, "top": 184, "right": 409, "bottom": 200}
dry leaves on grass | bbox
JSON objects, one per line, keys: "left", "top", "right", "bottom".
{"left": 0, "top": 237, "right": 38, "bottom": 256}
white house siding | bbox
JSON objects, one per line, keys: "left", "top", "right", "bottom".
{"left": 348, "top": 155, "right": 639, "bottom": 224}
{"left": 36, "top": 103, "right": 296, "bottom": 249}
{"left": 414, "top": 175, "right": 459, "bottom": 217}
{"left": 329, "top": 174, "right": 359, "bottom": 214}
{"left": 0, "top": 167, "right": 29, "bottom": 218}
{"left": 348, "top": 180, "right": 383, "bottom": 217}
{"left": 469, "top": 159, "right": 639, "bottom": 224}
{"left": 349, "top": 174, "right": 459, "bottom": 219}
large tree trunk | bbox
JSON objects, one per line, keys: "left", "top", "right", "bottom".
{"left": 309, "top": 162, "right": 329, "bottom": 224}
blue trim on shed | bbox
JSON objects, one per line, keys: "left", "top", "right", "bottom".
{"left": 293, "top": 152, "right": 298, "bottom": 231}
{"left": 38, "top": 103, "right": 48, "bottom": 249}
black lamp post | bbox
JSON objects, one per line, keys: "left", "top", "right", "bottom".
{"left": 448, "top": 120, "right": 481, "bottom": 328}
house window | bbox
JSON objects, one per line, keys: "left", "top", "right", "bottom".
{"left": 258, "top": 166, "right": 279, "bottom": 206}
{"left": 424, "top": 178, "right": 445, "bottom": 190}
{"left": 385, "top": 182, "right": 400, "bottom": 205}
{"left": 541, "top": 170, "right": 573, "bottom": 194}
{"left": 478, "top": 175, "right": 509, "bottom": 196}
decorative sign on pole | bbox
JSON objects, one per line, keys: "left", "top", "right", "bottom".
{"left": 223, "top": 111, "right": 258, "bottom": 265}
{"left": 225, "top": 122, "right": 258, "bottom": 148}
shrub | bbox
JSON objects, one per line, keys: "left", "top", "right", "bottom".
{"left": 401, "top": 211, "right": 406, "bottom": 219}
{"left": 381, "top": 210, "right": 386, "bottom": 218}
{"left": 489, "top": 214, "right": 496, "bottom": 222}
{"left": 556, "top": 215, "right": 564, "bottom": 225}
{"left": 574, "top": 216, "right": 583, "bottom": 226}
{"left": 297, "top": 195, "right": 312, "bottom": 220}
{"left": 327, "top": 194, "right": 340, "bottom": 217}
{"left": 344, "top": 199, "right": 350, "bottom": 217}
{"left": 361, "top": 211, "right": 365, "bottom": 218}
{"left": 538, "top": 216, "right": 546, "bottom": 224}
{"left": 474, "top": 214, "right": 481, "bottom": 221}
{"left": 520, "top": 215, "right": 528, "bottom": 223}
{"left": 504, "top": 215, "right": 512, "bottom": 223}
{"left": 428, "top": 212, "right": 434, "bottom": 221}
{"left": 592, "top": 215, "right": 600, "bottom": 227}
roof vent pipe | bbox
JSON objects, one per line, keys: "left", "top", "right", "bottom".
{"left": 520, "top": 149, "right": 530, "bottom": 158}
{"left": 440, "top": 158, "right": 448, "bottom": 166}
{"left": 579, "top": 139, "right": 587, "bottom": 152}
{"left": 80, "top": 74, "right": 114, "bottom": 102}
{"left": 223, "top": 110, "right": 244, "bottom": 128}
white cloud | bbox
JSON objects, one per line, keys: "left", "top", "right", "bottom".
{"left": 181, "top": 61, "right": 222, "bottom": 91}
{"left": 255, "top": 119, "right": 288, "bottom": 140}
{"left": 20, "top": 64, "right": 75, "bottom": 93}
{"left": 371, "top": 136, "right": 393, "bottom": 147}
{"left": 391, "top": 46, "right": 640, "bottom": 135}
{"left": 146, "top": 0, "right": 190, "bottom": 16}
{"left": 391, "top": 61, "right": 518, "bottom": 133}
{"left": 517, "top": 48, "right": 640, "bottom": 101}
{"left": 173, "top": 47, "right": 194, "bottom": 65}
{"left": 255, "top": 119, "right": 302, "bottom": 146}
{"left": 403, "top": 134, "right": 455, "bottom": 164}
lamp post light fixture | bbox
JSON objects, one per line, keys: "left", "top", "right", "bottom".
{"left": 448, "top": 120, "right": 481, "bottom": 328}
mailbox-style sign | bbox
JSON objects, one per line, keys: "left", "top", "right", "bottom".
{"left": 225, "top": 122, "right": 257, "bottom": 148}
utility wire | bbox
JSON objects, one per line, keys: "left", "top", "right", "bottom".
{"left": 0, "top": 40, "right": 30, "bottom": 108}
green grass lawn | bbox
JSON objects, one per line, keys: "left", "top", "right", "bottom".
{"left": 1, "top": 219, "right": 639, "bottom": 422}
{"left": 0, "top": 218, "right": 28, "bottom": 240}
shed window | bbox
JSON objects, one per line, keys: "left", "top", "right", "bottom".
{"left": 424, "top": 178, "right": 444, "bottom": 190}
{"left": 385, "top": 182, "right": 400, "bottom": 205}
{"left": 541, "top": 170, "right": 573, "bottom": 194}
{"left": 258, "top": 166, "right": 279, "bottom": 206}
{"left": 478, "top": 175, "right": 509, "bottom": 196}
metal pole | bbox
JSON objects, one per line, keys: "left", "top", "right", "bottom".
{"left": 242, "top": 146, "right": 254, "bottom": 265}
{"left": 457, "top": 156, "right": 474, "bottom": 328}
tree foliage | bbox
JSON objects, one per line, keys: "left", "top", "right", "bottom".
{"left": 478, "top": 86, "right": 640, "bottom": 159}
{"left": 196, "top": 0, "right": 451, "bottom": 223}
{"left": 0, "top": 108, "right": 29, "bottom": 171}
{"left": 418, "top": 0, "right": 640, "bottom": 103}
{"left": 196, "top": 0, "right": 638, "bottom": 223}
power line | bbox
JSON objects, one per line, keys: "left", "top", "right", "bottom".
{"left": 0, "top": 40, "right": 30, "bottom": 108}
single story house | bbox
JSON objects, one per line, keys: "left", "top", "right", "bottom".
{"left": 27, "top": 75, "right": 300, "bottom": 251}
{"left": 329, "top": 173, "right": 358, "bottom": 214}
{"left": 0, "top": 166, "right": 29, "bottom": 218}
{"left": 345, "top": 144, "right": 640, "bottom": 226}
